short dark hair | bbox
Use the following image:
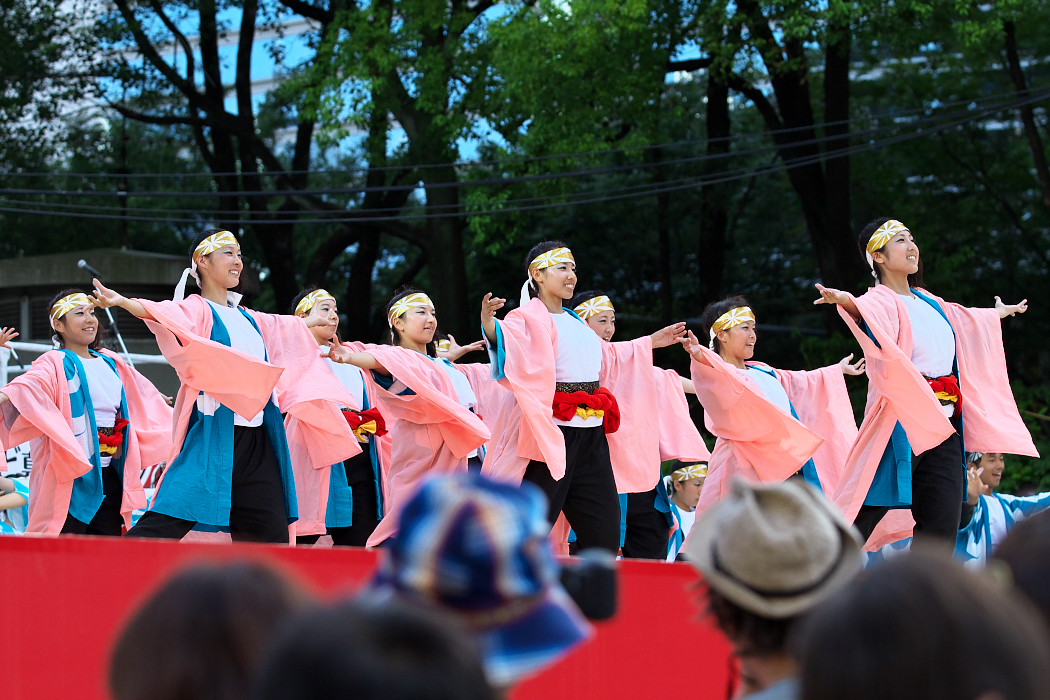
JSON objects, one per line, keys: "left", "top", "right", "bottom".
{"left": 522, "top": 240, "right": 570, "bottom": 300}
{"left": 109, "top": 561, "right": 311, "bottom": 700}
{"left": 384, "top": 286, "right": 436, "bottom": 356}
{"left": 857, "top": 216, "right": 925, "bottom": 287}
{"left": 48, "top": 288, "right": 104, "bottom": 351}
{"left": 698, "top": 296, "right": 750, "bottom": 355}
{"left": 705, "top": 586, "right": 795, "bottom": 657}
{"left": 256, "top": 598, "right": 495, "bottom": 700}
{"left": 569, "top": 289, "right": 610, "bottom": 311}
{"left": 793, "top": 551, "right": 1050, "bottom": 700}
{"left": 187, "top": 227, "right": 233, "bottom": 261}
{"left": 993, "top": 510, "right": 1050, "bottom": 636}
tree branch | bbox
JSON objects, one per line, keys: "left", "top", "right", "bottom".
{"left": 728, "top": 74, "right": 784, "bottom": 131}
{"left": 277, "top": 0, "right": 334, "bottom": 24}
{"left": 113, "top": 0, "right": 204, "bottom": 107}
{"left": 146, "top": 0, "right": 196, "bottom": 84}
{"left": 110, "top": 104, "right": 206, "bottom": 127}
{"left": 666, "top": 57, "right": 712, "bottom": 73}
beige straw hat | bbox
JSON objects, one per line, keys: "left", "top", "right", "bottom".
{"left": 684, "top": 478, "right": 864, "bottom": 618}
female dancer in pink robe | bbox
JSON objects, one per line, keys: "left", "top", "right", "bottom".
{"left": 570, "top": 290, "right": 710, "bottom": 559}
{"left": 678, "top": 296, "right": 862, "bottom": 517}
{"left": 90, "top": 229, "right": 360, "bottom": 543}
{"left": 0, "top": 292, "right": 171, "bottom": 535}
{"left": 286, "top": 288, "right": 387, "bottom": 546}
{"left": 480, "top": 241, "right": 687, "bottom": 553}
{"left": 814, "top": 217, "right": 1036, "bottom": 548}
{"left": 329, "top": 288, "right": 490, "bottom": 547}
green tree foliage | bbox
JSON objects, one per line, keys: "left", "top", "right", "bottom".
{"left": 0, "top": 1, "right": 98, "bottom": 170}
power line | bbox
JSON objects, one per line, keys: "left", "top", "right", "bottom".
{"left": 2, "top": 85, "right": 1045, "bottom": 184}
{"left": 0, "top": 87, "right": 1044, "bottom": 225}
{"left": 1, "top": 85, "right": 1043, "bottom": 207}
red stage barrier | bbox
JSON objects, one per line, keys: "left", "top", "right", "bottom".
{"left": 3, "top": 536, "right": 733, "bottom": 699}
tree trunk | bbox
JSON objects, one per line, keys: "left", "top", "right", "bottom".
{"left": 1003, "top": 19, "right": 1050, "bottom": 209}
{"left": 423, "top": 163, "right": 470, "bottom": 337}
{"left": 823, "top": 29, "right": 855, "bottom": 281}
{"left": 699, "top": 66, "right": 731, "bottom": 301}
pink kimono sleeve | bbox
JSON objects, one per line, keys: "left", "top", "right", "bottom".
{"left": 690, "top": 348, "right": 823, "bottom": 478}
{"left": 938, "top": 298, "right": 1038, "bottom": 457}
{"left": 837, "top": 289, "right": 952, "bottom": 454}
{"left": 453, "top": 363, "right": 533, "bottom": 484}
{"left": 107, "top": 350, "right": 173, "bottom": 470}
{"left": 601, "top": 337, "right": 660, "bottom": 492}
{"left": 775, "top": 364, "right": 858, "bottom": 498}
{"left": 490, "top": 299, "right": 566, "bottom": 477}
{"left": 655, "top": 368, "right": 710, "bottom": 464}
{"left": 358, "top": 346, "right": 489, "bottom": 547}
{"left": 362, "top": 345, "right": 489, "bottom": 459}
{"left": 137, "top": 297, "right": 282, "bottom": 421}
{"left": 250, "top": 312, "right": 362, "bottom": 468}
{"left": 0, "top": 354, "right": 89, "bottom": 484}
{"left": 689, "top": 348, "right": 824, "bottom": 517}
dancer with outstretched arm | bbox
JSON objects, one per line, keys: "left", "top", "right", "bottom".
{"left": 814, "top": 217, "right": 1036, "bottom": 548}
{"left": 91, "top": 229, "right": 359, "bottom": 543}
{"left": 288, "top": 288, "right": 387, "bottom": 547}
{"left": 480, "top": 241, "right": 686, "bottom": 554}
{"left": 329, "top": 287, "right": 490, "bottom": 547}
{"left": 0, "top": 293, "right": 170, "bottom": 535}
{"left": 677, "top": 296, "right": 861, "bottom": 518}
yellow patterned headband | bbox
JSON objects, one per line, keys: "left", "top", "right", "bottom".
{"left": 193, "top": 230, "right": 239, "bottom": 259}
{"left": 50, "top": 293, "right": 93, "bottom": 324}
{"left": 712, "top": 307, "right": 755, "bottom": 334}
{"left": 295, "top": 289, "right": 336, "bottom": 316}
{"left": 388, "top": 292, "right": 434, "bottom": 326}
{"left": 529, "top": 247, "right": 575, "bottom": 271}
{"left": 435, "top": 339, "right": 451, "bottom": 353}
{"left": 866, "top": 219, "right": 908, "bottom": 254}
{"left": 672, "top": 463, "right": 708, "bottom": 481}
{"left": 574, "top": 295, "right": 614, "bottom": 320}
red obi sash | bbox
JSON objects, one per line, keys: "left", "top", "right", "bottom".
{"left": 926, "top": 374, "right": 962, "bottom": 417}
{"left": 98, "top": 418, "right": 130, "bottom": 457}
{"left": 552, "top": 388, "right": 621, "bottom": 434}
{"left": 342, "top": 407, "right": 388, "bottom": 443}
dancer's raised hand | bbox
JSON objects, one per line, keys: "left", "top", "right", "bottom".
{"left": 994, "top": 296, "right": 1028, "bottom": 318}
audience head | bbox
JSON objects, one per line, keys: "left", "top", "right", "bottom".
{"left": 795, "top": 550, "right": 1050, "bottom": 700}
{"left": 993, "top": 510, "right": 1050, "bottom": 636}
{"left": 684, "top": 479, "right": 863, "bottom": 652}
{"left": 109, "top": 560, "right": 312, "bottom": 700}
{"left": 371, "top": 472, "right": 592, "bottom": 687}
{"left": 256, "top": 599, "right": 494, "bottom": 700}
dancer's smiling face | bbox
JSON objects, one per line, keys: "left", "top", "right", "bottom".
{"left": 393, "top": 304, "right": 437, "bottom": 347}
{"left": 533, "top": 261, "right": 577, "bottom": 302}
{"left": 196, "top": 243, "right": 244, "bottom": 291}
{"left": 872, "top": 228, "right": 920, "bottom": 277}
{"left": 717, "top": 319, "right": 756, "bottom": 363}
{"left": 301, "top": 298, "right": 339, "bottom": 345}
{"left": 976, "top": 453, "right": 1006, "bottom": 489}
{"left": 584, "top": 309, "right": 616, "bottom": 341}
{"left": 53, "top": 305, "right": 98, "bottom": 348}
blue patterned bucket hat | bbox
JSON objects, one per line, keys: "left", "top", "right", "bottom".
{"left": 371, "top": 473, "right": 592, "bottom": 686}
